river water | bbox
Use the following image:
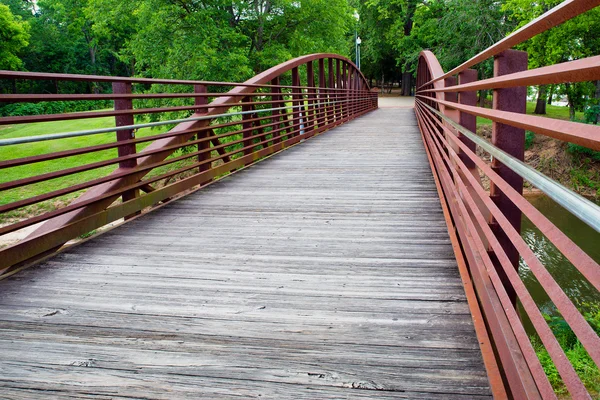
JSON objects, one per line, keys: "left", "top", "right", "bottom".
{"left": 518, "top": 194, "right": 600, "bottom": 330}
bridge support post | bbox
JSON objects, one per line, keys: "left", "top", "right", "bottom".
{"left": 341, "top": 63, "right": 348, "bottom": 120}
{"left": 242, "top": 97, "right": 254, "bottom": 160}
{"left": 458, "top": 70, "right": 478, "bottom": 167}
{"left": 306, "top": 62, "right": 316, "bottom": 136}
{"left": 489, "top": 50, "right": 528, "bottom": 306}
{"left": 318, "top": 59, "right": 326, "bottom": 130}
{"left": 112, "top": 81, "right": 140, "bottom": 220}
{"left": 194, "top": 84, "right": 211, "bottom": 185}
{"left": 271, "top": 77, "right": 284, "bottom": 143}
{"left": 328, "top": 58, "right": 335, "bottom": 126}
{"left": 335, "top": 59, "right": 342, "bottom": 122}
{"left": 291, "top": 67, "right": 302, "bottom": 137}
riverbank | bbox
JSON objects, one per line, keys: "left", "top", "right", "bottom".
{"left": 477, "top": 124, "right": 600, "bottom": 199}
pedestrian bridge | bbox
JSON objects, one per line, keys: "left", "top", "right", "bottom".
{"left": 1, "top": 1, "right": 600, "bottom": 399}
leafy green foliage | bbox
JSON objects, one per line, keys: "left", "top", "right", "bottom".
{"left": 0, "top": 100, "right": 112, "bottom": 116}
{"left": 568, "top": 144, "right": 600, "bottom": 163}
{"left": 525, "top": 131, "right": 535, "bottom": 150}
{"left": 532, "top": 306, "right": 600, "bottom": 396}
{"left": 0, "top": 3, "right": 30, "bottom": 70}
{"left": 584, "top": 105, "right": 600, "bottom": 125}
{"left": 503, "top": 0, "right": 600, "bottom": 120}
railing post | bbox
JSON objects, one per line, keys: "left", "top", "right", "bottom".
{"left": 194, "top": 84, "right": 211, "bottom": 184}
{"left": 306, "top": 62, "right": 316, "bottom": 136}
{"left": 328, "top": 58, "right": 335, "bottom": 125}
{"left": 336, "top": 59, "right": 342, "bottom": 120}
{"left": 318, "top": 58, "right": 326, "bottom": 130}
{"left": 458, "top": 70, "right": 478, "bottom": 168}
{"left": 242, "top": 96, "right": 254, "bottom": 159}
{"left": 291, "top": 67, "right": 302, "bottom": 137}
{"left": 444, "top": 77, "right": 459, "bottom": 124}
{"left": 347, "top": 65, "right": 353, "bottom": 118}
{"left": 489, "top": 49, "right": 528, "bottom": 306}
{"left": 112, "top": 81, "right": 139, "bottom": 220}
{"left": 271, "top": 77, "right": 284, "bottom": 143}
{"left": 342, "top": 63, "right": 348, "bottom": 120}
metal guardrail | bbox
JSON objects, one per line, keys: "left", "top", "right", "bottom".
{"left": 0, "top": 98, "right": 371, "bottom": 146}
{"left": 421, "top": 102, "right": 600, "bottom": 234}
{"left": 415, "top": 1, "right": 600, "bottom": 398}
{"left": 0, "top": 54, "right": 377, "bottom": 274}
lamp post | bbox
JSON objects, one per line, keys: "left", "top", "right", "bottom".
{"left": 353, "top": 11, "right": 360, "bottom": 68}
{"left": 356, "top": 36, "right": 361, "bottom": 70}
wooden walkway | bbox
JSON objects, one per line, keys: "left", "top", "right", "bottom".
{"left": 0, "top": 108, "right": 491, "bottom": 399}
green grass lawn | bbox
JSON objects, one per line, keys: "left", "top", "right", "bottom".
{"left": 0, "top": 115, "right": 170, "bottom": 223}
{"left": 0, "top": 107, "right": 278, "bottom": 224}
{"left": 476, "top": 101, "right": 584, "bottom": 125}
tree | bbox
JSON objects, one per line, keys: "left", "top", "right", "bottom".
{"left": 504, "top": 0, "right": 600, "bottom": 120}
{"left": 0, "top": 3, "right": 30, "bottom": 71}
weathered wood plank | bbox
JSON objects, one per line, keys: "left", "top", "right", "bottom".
{"left": 0, "top": 109, "right": 491, "bottom": 398}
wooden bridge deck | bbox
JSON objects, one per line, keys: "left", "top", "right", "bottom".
{"left": 0, "top": 108, "right": 491, "bottom": 399}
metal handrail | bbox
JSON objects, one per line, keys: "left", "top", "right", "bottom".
{"left": 0, "top": 97, "right": 371, "bottom": 146}
{"left": 0, "top": 53, "right": 377, "bottom": 273}
{"left": 415, "top": 2, "right": 600, "bottom": 399}
{"left": 420, "top": 101, "right": 600, "bottom": 234}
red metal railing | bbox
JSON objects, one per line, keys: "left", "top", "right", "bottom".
{"left": 415, "top": 1, "right": 600, "bottom": 399}
{"left": 0, "top": 54, "right": 377, "bottom": 275}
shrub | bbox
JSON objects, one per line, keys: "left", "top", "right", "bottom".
{"left": 525, "top": 131, "right": 535, "bottom": 150}
{"left": 567, "top": 143, "right": 600, "bottom": 162}
{"left": 0, "top": 100, "right": 112, "bottom": 117}
{"left": 584, "top": 105, "right": 600, "bottom": 125}
{"left": 533, "top": 305, "right": 600, "bottom": 395}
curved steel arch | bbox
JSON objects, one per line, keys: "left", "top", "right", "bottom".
{"left": 8, "top": 54, "right": 374, "bottom": 263}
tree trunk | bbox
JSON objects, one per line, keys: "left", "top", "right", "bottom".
{"left": 534, "top": 85, "right": 547, "bottom": 114}
{"left": 403, "top": 0, "right": 417, "bottom": 36}
{"left": 401, "top": 72, "right": 412, "bottom": 96}
{"left": 479, "top": 90, "right": 486, "bottom": 107}
{"left": 565, "top": 82, "right": 575, "bottom": 121}
{"left": 547, "top": 85, "right": 554, "bottom": 105}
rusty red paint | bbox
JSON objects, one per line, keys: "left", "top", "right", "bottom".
{"left": 0, "top": 54, "right": 374, "bottom": 274}
{"left": 415, "top": 12, "right": 600, "bottom": 393}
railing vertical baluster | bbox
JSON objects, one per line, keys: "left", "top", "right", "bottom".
{"left": 457, "top": 70, "right": 478, "bottom": 168}
{"left": 291, "top": 67, "right": 302, "bottom": 137}
{"left": 350, "top": 67, "right": 358, "bottom": 118}
{"left": 346, "top": 64, "right": 352, "bottom": 118}
{"left": 336, "top": 59, "right": 342, "bottom": 121}
{"left": 194, "top": 84, "right": 211, "bottom": 184}
{"left": 341, "top": 63, "right": 347, "bottom": 120}
{"left": 318, "top": 59, "right": 326, "bottom": 130}
{"left": 271, "top": 77, "right": 283, "bottom": 144}
{"left": 242, "top": 96, "right": 255, "bottom": 163}
{"left": 489, "top": 50, "right": 528, "bottom": 306}
{"left": 306, "top": 62, "right": 316, "bottom": 136}
{"left": 112, "top": 81, "right": 139, "bottom": 219}
{"left": 328, "top": 59, "right": 335, "bottom": 125}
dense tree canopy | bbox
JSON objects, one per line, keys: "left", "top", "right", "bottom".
{"left": 1, "top": 0, "right": 354, "bottom": 87}
{"left": 0, "top": 3, "right": 30, "bottom": 70}
{"left": 1, "top": 0, "right": 599, "bottom": 119}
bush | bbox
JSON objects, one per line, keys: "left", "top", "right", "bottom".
{"left": 533, "top": 305, "right": 600, "bottom": 395}
{"left": 584, "top": 105, "right": 600, "bottom": 125}
{"left": 0, "top": 100, "right": 112, "bottom": 117}
{"left": 525, "top": 131, "right": 535, "bottom": 150}
{"left": 567, "top": 143, "right": 600, "bottom": 162}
